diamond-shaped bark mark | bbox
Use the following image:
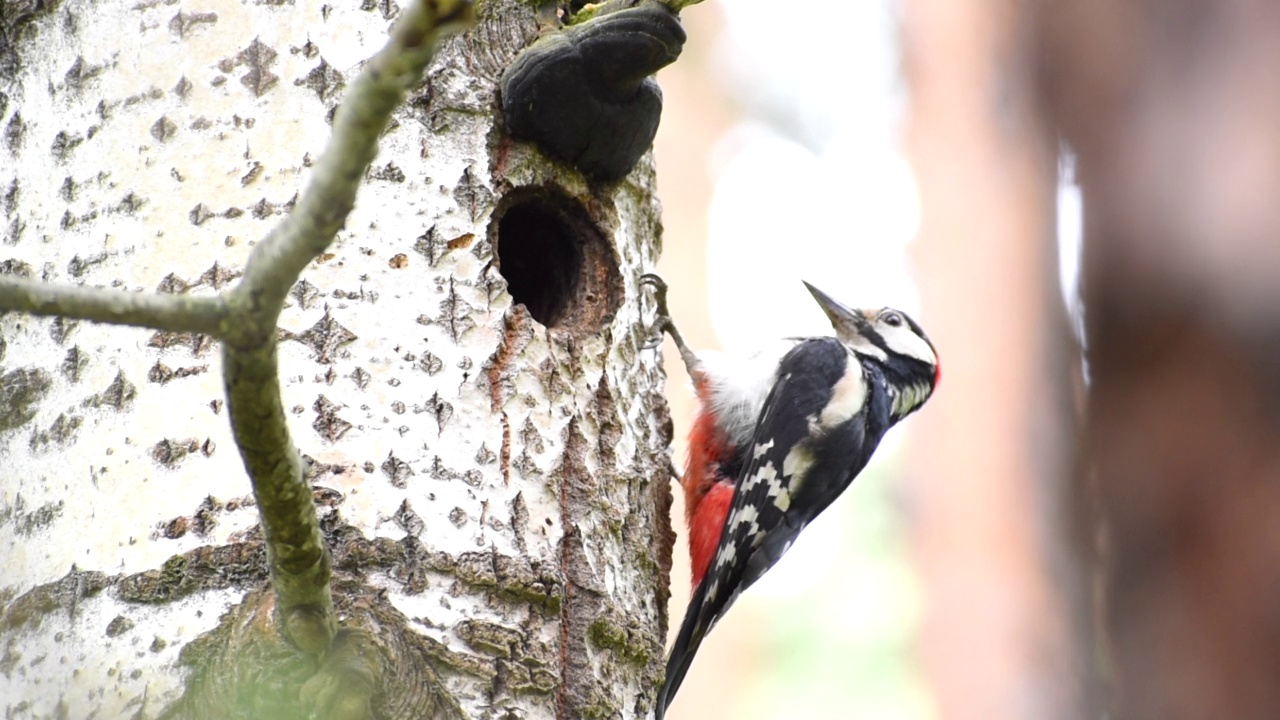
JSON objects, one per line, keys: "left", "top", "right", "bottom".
{"left": 189, "top": 203, "right": 214, "bottom": 226}
{"left": 30, "top": 413, "right": 83, "bottom": 451}
{"left": 148, "top": 361, "right": 209, "bottom": 384}
{"left": 381, "top": 453, "right": 414, "bottom": 489}
{"left": 148, "top": 331, "right": 215, "bottom": 356}
{"left": 312, "top": 395, "right": 352, "bottom": 442}
{"left": 0, "top": 259, "right": 34, "bottom": 277}
{"left": 427, "top": 392, "right": 453, "bottom": 435}
{"left": 368, "top": 162, "right": 404, "bottom": 183}
{"left": 50, "top": 130, "right": 83, "bottom": 161}
{"left": 241, "top": 162, "right": 264, "bottom": 187}
{"left": 418, "top": 351, "right": 443, "bottom": 376}
{"left": 61, "top": 347, "right": 87, "bottom": 383}
{"left": 150, "top": 115, "right": 178, "bottom": 143}
{"left": 151, "top": 437, "right": 200, "bottom": 467}
{"left": 113, "top": 192, "right": 145, "bottom": 215}
{"left": 156, "top": 273, "right": 191, "bottom": 294}
{"left": 220, "top": 38, "right": 279, "bottom": 97}
{"left": 64, "top": 57, "right": 110, "bottom": 91}
{"left": 195, "top": 262, "right": 241, "bottom": 290}
{"left": 4, "top": 112, "right": 26, "bottom": 154}
{"left": 295, "top": 58, "right": 345, "bottom": 103}
{"left": 392, "top": 499, "right": 424, "bottom": 535}
{"left": 287, "top": 309, "right": 356, "bottom": 364}
{"left": 292, "top": 39, "right": 319, "bottom": 59}
{"left": 3, "top": 216, "right": 25, "bottom": 245}
{"left": 290, "top": 279, "right": 321, "bottom": 310}
{"left": 49, "top": 316, "right": 78, "bottom": 345}
{"left": 448, "top": 507, "right": 467, "bottom": 527}
{"left": 435, "top": 279, "right": 477, "bottom": 343}
{"left": 349, "top": 366, "right": 370, "bottom": 390}
{"left": 519, "top": 417, "right": 546, "bottom": 454}
{"left": 453, "top": 166, "right": 493, "bottom": 223}
{"left": 428, "top": 456, "right": 482, "bottom": 486}
{"left": 510, "top": 492, "right": 530, "bottom": 553}
{"left": 83, "top": 371, "right": 137, "bottom": 410}
{"left": 58, "top": 176, "right": 77, "bottom": 202}
{"left": 169, "top": 10, "right": 218, "bottom": 38}
{"left": 250, "top": 194, "right": 296, "bottom": 219}
{"left": 0, "top": 368, "right": 52, "bottom": 433}
{"left": 359, "top": 0, "right": 399, "bottom": 20}
{"left": 539, "top": 357, "right": 571, "bottom": 400}
{"left": 412, "top": 226, "right": 448, "bottom": 267}
{"left": 67, "top": 252, "right": 108, "bottom": 278}
{"left": 4, "top": 179, "right": 18, "bottom": 215}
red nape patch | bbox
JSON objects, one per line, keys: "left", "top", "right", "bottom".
{"left": 933, "top": 361, "right": 942, "bottom": 388}
{"left": 689, "top": 482, "right": 734, "bottom": 588}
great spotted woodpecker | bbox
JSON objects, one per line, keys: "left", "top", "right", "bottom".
{"left": 641, "top": 275, "right": 940, "bottom": 719}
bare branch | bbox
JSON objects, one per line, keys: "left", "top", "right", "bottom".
{"left": 220, "top": 0, "right": 475, "bottom": 656}
{"left": 0, "top": 276, "right": 228, "bottom": 335}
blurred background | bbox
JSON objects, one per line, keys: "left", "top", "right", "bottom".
{"left": 650, "top": 1, "right": 1280, "bottom": 719}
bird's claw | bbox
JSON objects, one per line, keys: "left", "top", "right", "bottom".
{"left": 640, "top": 273, "right": 672, "bottom": 349}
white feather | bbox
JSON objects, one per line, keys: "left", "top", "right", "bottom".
{"left": 699, "top": 339, "right": 797, "bottom": 451}
{"left": 875, "top": 319, "right": 937, "bottom": 367}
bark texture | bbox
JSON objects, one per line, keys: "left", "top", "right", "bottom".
{"left": 1042, "top": 2, "right": 1280, "bottom": 719}
{"left": 901, "top": 1, "right": 1092, "bottom": 718}
{"left": 0, "top": 1, "right": 673, "bottom": 717}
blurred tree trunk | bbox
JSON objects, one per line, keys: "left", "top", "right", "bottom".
{"left": 901, "top": 1, "right": 1093, "bottom": 719}
{"left": 1042, "top": 2, "right": 1280, "bottom": 719}
{"left": 0, "top": 1, "right": 673, "bottom": 718}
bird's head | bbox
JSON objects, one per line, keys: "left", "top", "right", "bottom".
{"left": 803, "top": 281, "right": 940, "bottom": 416}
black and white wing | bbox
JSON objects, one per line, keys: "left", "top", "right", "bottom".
{"left": 658, "top": 337, "right": 884, "bottom": 718}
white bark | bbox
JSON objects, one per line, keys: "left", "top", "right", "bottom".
{"left": 0, "top": 1, "right": 673, "bottom": 717}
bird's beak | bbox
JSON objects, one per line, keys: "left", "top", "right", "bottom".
{"left": 803, "top": 281, "right": 866, "bottom": 337}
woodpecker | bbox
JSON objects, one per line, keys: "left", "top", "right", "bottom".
{"left": 641, "top": 275, "right": 939, "bottom": 719}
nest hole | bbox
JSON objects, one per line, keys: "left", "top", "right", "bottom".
{"left": 491, "top": 187, "right": 622, "bottom": 335}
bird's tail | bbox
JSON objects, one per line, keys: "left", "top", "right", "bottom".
{"left": 655, "top": 578, "right": 712, "bottom": 720}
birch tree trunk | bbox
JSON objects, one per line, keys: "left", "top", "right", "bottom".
{"left": 0, "top": 1, "right": 674, "bottom": 717}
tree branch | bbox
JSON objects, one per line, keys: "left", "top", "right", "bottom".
{"left": 0, "top": 276, "right": 228, "bottom": 335}
{"left": 0, "top": 0, "right": 475, "bottom": 661}
{"left": 219, "top": 0, "right": 475, "bottom": 656}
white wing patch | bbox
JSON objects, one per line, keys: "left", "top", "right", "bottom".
{"left": 818, "top": 362, "right": 868, "bottom": 428}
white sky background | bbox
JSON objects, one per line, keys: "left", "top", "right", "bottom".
{"left": 685, "top": 0, "right": 1085, "bottom": 717}
{"left": 704, "top": 0, "right": 1083, "bottom": 348}
{"left": 706, "top": 0, "right": 921, "bottom": 347}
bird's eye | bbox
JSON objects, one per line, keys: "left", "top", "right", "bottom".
{"left": 882, "top": 312, "right": 903, "bottom": 327}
